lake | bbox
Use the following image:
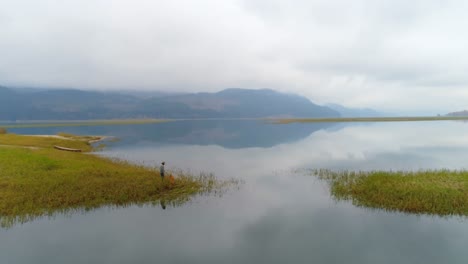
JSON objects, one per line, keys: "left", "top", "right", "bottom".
{"left": 2, "top": 120, "right": 468, "bottom": 264}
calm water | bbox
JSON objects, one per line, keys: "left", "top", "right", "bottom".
{"left": 2, "top": 120, "right": 468, "bottom": 264}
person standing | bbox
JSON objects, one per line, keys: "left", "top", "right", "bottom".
{"left": 159, "top": 161, "right": 165, "bottom": 179}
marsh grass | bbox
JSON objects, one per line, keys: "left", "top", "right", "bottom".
{"left": 0, "top": 128, "right": 6, "bottom": 134}
{"left": 309, "top": 169, "right": 468, "bottom": 216}
{"left": 0, "top": 134, "right": 237, "bottom": 228}
{"left": 271, "top": 116, "right": 468, "bottom": 124}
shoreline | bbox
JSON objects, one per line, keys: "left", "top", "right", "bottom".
{"left": 36, "top": 134, "right": 111, "bottom": 143}
{"left": 271, "top": 116, "right": 468, "bottom": 124}
{"left": 0, "top": 132, "right": 233, "bottom": 228}
{"left": 0, "top": 133, "right": 109, "bottom": 151}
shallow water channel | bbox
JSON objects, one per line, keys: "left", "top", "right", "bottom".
{"left": 2, "top": 120, "right": 468, "bottom": 263}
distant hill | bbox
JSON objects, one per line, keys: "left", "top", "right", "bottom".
{"left": 140, "top": 88, "right": 339, "bottom": 118}
{"left": 446, "top": 110, "right": 468, "bottom": 117}
{"left": 0, "top": 86, "right": 141, "bottom": 120}
{"left": 325, "top": 103, "right": 385, "bottom": 117}
{"left": 0, "top": 86, "right": 339, "bottom": 120}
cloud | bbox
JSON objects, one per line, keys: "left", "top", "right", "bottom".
{"left": 1, "top": 0, "right": 468, "bottom": 113}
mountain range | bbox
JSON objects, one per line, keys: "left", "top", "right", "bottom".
{"left": 0, "top": 86, "right": 341, "bottom": 120}
{"left": 446, "top": 110, "right": 468, "bottom": 117}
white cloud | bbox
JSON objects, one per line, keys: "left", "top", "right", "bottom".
{"left": 1, "top": 0, "right": 468, "bottom": 114}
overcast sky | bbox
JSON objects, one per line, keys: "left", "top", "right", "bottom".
{"left": 1, "top": 0, "right": 468, "bottom": 114}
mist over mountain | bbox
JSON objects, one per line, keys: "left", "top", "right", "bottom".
{"left": 0, "top": 86, "right": 339, "bottom": 120}
{"left": 325, "top": 103, "right": 386, "bottom": 117}
{"left": 446, "top": 110, "right": 468, "bottom": 117}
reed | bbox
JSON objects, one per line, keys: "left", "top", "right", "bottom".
{"left": 310, "top": 169, "right": 468, "bottom": 216}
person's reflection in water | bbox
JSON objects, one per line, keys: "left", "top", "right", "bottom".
{"left": 160, "top": 199, "right": 166, "bottom": 210}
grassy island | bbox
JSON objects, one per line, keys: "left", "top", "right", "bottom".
{"left": 0, "top": 131, "right": 231, "bottom": 228}
{"left": 311, "top": 169, "right": 468, "bottom": 216}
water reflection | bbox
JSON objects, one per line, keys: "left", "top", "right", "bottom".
{"left": 2, "top": 120, "right": 468, "bottom": 263}
{"left": 160, "top": 199, "right": 167, "bottom": 210}
{"left": 97, "top": 121, "right": 468, "bottom": 180}
{"left": 1, "top": 188, "right": 467, "bottom": 264}
{"left": 227, "top": 207, "right": 467, "bottom": 264}
{"left": 8, "top": 120, "right": 335, "bottom": 148}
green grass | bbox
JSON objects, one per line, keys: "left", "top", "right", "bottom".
{"left": 0, "top": 133, "right": 235, "bottom": 228}
{"left": 310, "top": 169, "right": 468, "bottom": 216}
{"left": 0, "top": 133, "right": 96, "bottom": 151}
{"left": 1, "top": 119, "right": 168, "bottom": 129}
{"left": 271, "top": 116, "right": 468, "bottom": 124}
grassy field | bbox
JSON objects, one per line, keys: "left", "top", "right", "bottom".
{"left": 311, "top": 169, "right": 468, "bottom": 216}
{"left": 0, "top": 119, "right": 167, "bottom": 129}
{"left": 0, "top": 133, "right": 100, "bottom": 151}
{"left": 0, "top": 133, "right": 233, "bottom": 228}
{"left": 272, "top": 116, "right": 468, "bottom": 124}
